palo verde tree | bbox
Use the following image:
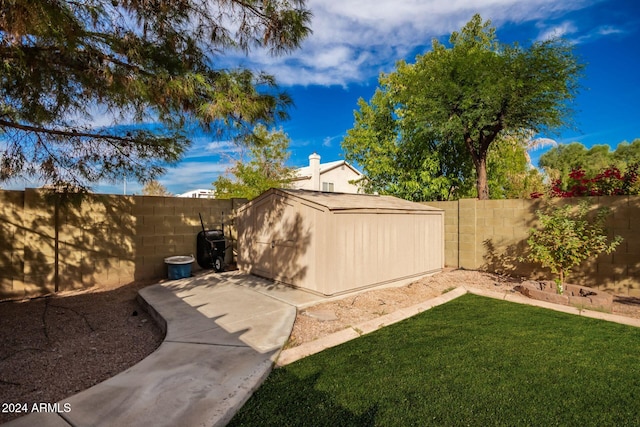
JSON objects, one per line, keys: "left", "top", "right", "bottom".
{"left": 0, "top": 0, "right": 311, "bottom": 191}
{"left": 342, "top": 81, "right": 475, "bottom": 201}
{"left": 382, "top": 14, "right": 583, "bottom": 199}
{"left": 213, "top": 124, "right": 295, "bottom": 200}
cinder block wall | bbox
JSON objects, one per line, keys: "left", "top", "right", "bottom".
{"left": 427, "top": 197, "right": 640, "bottom": 296}
{"left": 0, "top": 189, "right": 246, "bottom": 299}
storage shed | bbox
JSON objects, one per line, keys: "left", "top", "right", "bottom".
{"left": 236, "top": 189, "right": 444, "bottom": 296}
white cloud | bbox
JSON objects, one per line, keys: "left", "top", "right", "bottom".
{"left": 238, "top": 0, "right": 605, "bottom": 87}
{"left": 597, "top": 25, "right": 624, "bottom": 36}
{"left": 536, "top": 21, "right": 578, "bottom": 41}
{"left": 204, "top": 140, "right": 241, "bottom": 155}
{"left": 159, "top": 161, "right": 231, "bottom": 194}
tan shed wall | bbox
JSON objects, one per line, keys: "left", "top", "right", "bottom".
{"left": 237, "top": 192, "right": 318, "bottom": 290}
{"left": 237, "top": 191, "right": 444, "bottom": 296}
{"left": 323, "top": 211, "right": 444, "bottom": 295}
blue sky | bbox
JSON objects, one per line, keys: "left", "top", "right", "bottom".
{"left": 12, "top": 0, "right": 640, "bottom": 195}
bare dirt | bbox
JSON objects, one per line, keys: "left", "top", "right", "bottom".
{"left": 1, "top": 269, "right": 640, "bottom": 424}
{"left": 287, "top": 269, "right": 640, "bottom": 348}
{"left": 0, "top": 281, "right": 164, "bottom": 424}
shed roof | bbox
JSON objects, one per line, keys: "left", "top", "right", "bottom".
{"left": 242, "top": 188, "right": 442, "bottom": 213}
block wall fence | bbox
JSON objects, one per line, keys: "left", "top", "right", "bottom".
{"left": 0, "top": 189, "right": 246, "bottom": 299}
{"left": 3, "top": 190, "right": 639, "bottom": 299}
{"left": 427, "top": 197, "right": 640, "bottom": 296}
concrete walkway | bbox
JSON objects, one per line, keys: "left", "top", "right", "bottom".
{"left": 5, "top": 271, "right": 325, "bottom": 427}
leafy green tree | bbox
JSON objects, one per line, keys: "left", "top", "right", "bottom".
{"left": 0, "top": 0, "right": 311, "bottom": 191}
{"left": 342, "top": 82, "right": 474, "bottom": 201}
{"left": 539, "top": 142, "right": 589, "bottom": 182}
{"left": 383, "top": 14, "right": 583, "bottom": 199}
{"left": 342, "top": 57, "right": 549, "bottom": 202}
{"left": 525, "top": 201, "right": 622, "bottom": 292}
{"left": 612, "top": 139, "right": 640, "bottom": 165}
{"left": 487, "top": 132, "right": 545, "bottom": 199}
{"left": 213, "top": 124, "right": 295, "bottom": 200}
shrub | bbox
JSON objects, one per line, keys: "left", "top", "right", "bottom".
{"left": 525, "top": 201, "right": 622, "bottom": 292}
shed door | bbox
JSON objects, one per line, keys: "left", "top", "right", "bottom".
{"left": 251, "top": 195, "right": 299, "bottom": 284}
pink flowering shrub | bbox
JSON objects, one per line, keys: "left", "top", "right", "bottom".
{"left": 531, "top": 164, "right": 639, "bottom": 198}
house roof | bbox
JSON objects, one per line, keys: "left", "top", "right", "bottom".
{"left": 292, "top": 160, "right": 363, "bottom": 181}
{"left": 241, "top": 188, "right": 442, "bottom": 213}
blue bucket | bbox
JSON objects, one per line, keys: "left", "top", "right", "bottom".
{"left": 164, "top": 255, "right": 195, "bottom": 280}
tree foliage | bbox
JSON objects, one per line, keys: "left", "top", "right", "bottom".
{"left": 342, "top": 88, "right": 475, "bottom": 201}
{"left": 532, "top": 165, "right": 640, "bottom": 198}
{"left": 344, "top": 14, "right": 582, "bottom": 200}
{"left": 525, "top": 201, "right": 622, "bottom": 289}
{"left": 213, "top": 124, "right": 295, "bottom": 200}
{"left": 487, "top": 132, "right": 546, "bottom": 199}
{"left": 539, "top": 139, "right": 640, "bottom": 185}
{"left": 142, "top": 179, "right": 171, "bottom": 196}
{"left": 0, "top": 0, "right": 311, "bottom": 191}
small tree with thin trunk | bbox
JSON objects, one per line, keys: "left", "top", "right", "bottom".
{"left": 213, "top": 124, "right": 295, "bottom": 200}
{"left": 525, "top": 201, "right": 622, "bottom": 293}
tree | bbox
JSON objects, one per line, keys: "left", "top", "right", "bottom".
{"left": 525, "top": 201, "right": 622, "bottom": 292}
{"left": 0, "top": 0, "right": 311, "bottom": 191}
{"left": 384, "top": 14, "right": 583, "bottom": 199}
{"left": 342, "top": 85, "right": 475, "bottom": 202}
{"left": 213, "top": 124, "right": 295, "bottom": 200}
{"left": 142, "top": 180, "right": 171, "bottom": 196}
{"left": 612, "top": 139, "right": 640, "bottom": 165}
{"left": 487, "top": 132, "right": 546, "bottom": 199}
{"left": 342, "top": 68, "right": 547, "bottom": 202}
{"left": 537, "top": 165, "right": 640, "bottom": 198}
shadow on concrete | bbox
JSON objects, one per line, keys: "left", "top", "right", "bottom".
{"left": 3, "top": 271, "right": 295, "bottom": 426}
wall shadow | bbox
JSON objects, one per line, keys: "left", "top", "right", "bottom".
{"left": 236, "top": 191, "right": 312, "bottom": 293}
{"left": 481, "top": 196, "right": 640, "bottom": 295}
{"left": 482, "top": 238, "right": 533, "bottom": 278}
{"left": 0, "top": 189, "right": 248, "bottom": 299}
{"left": 0, "top": 191, "right": 24, "bottom": 297}
{"left": 0, "top": 189, "right": 136, "bottom": 298}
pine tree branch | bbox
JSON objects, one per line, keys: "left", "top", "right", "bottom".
{"left": 0, "top": 119, "right": 137, "bottom": 144}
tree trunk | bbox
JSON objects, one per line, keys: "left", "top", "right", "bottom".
{"left": 476, "top": 157, "right": 489, "bottom": 200}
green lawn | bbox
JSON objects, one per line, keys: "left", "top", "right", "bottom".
{"left": 229, "top": 294, "right": 640, "bottom": 426}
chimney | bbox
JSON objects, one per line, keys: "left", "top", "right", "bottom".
{"left": 309, "top": 153, "right": 321, "bottom": 191}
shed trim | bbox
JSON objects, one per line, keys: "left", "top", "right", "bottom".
{"left": 237, "top": 188, "right": 443, "bottom": 214}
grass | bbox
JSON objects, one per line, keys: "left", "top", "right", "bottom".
{"left": 229, "top": 294, "right": 640, "bottom": 426}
